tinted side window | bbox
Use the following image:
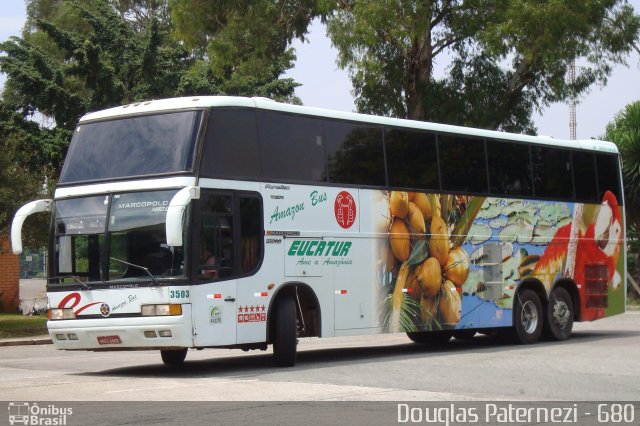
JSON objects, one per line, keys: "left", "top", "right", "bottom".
{"left": 596, "top": 154, "right": 622, "bottom": 203}
{"left": 486, "top": 140, "right": 533, "bottom": 196}
{"left": 198, "top": 194, "right": 234, "bottom": 281}
{"left": 438, "top": 135, "right": 488, "bottom": 193}
{"left": 257, "top": 111, "right": 326, "bottom": 182}
{"left": 239, "top": 196, "right": 262, "bottom": 273}
{"left": 385, "top": 128, "right": 439, "bottom": 190}
{"left": 202, "top": 109, "right": 260, "bottom": 179}
{"left": 572, "top": 151, "right": 598, "bottom": 203}
{"left": 325, "top": 121, "right": 385, "bottom": 186}
{"left": 196, "top": 191, "right": 264, "bottom": 281}
{"left": 531, "top": 146, "right": 572, "bottom": 199}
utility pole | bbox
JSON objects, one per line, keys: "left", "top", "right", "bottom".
{"left": 569, "top": 59, "right": 577, "bottom": 140}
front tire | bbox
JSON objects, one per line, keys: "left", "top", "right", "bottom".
{"left": 512, "top": 289, "right": 543, "bottom": 344}
{"left": 542, "top": 287, "right": 574, "bottom": 341}
{"left": 273, "top": 294, "right": 298, "bottom": 367}
{"left": 161, "top": 348, "right": 187, "bottom": 365}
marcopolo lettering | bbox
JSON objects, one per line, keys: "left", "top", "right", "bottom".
{"left": 117, "top": 200, "right": 169, "bottom": 213}
{"left": 288, "top": 240, "right": 352, "bottom": 257}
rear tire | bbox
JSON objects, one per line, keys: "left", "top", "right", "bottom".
{"left": 512, "top": 289, "right": 543, "bottom": 344}
{"left": 542, "top": 287, "right": 574, "bottom": 341}
{"left": 407, "top": 330, "right": 452, "bottom": 344}
{"left": 273, "top": 294, "right": 298, "bottom": 367}
{"left": 161, "top": 348, "right": 187, "bottom": 365}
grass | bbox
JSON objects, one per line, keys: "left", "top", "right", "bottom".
{"left": 0, "top": 314, "right": 48, "bottom": 339}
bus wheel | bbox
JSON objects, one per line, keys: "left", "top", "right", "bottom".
{"left": 452, "top": 329, "right": 476, "bottom": 340}
{"left": 273, "top": 294, "right": 298, "bottom": 367}
{"left": 161, "top": 348, "right": 187, "bottom": 365}
{"left": 512, "top": 289, "right": 543, "bottom": 344}
{"left": 542, "top": 287, "right": 574, "bottom": 341}
{"left": 406, "top": 331, "right": 452, "bottom": 345}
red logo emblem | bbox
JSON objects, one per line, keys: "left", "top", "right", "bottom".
{"left": 334, "top": 191, "right": 356, "bottom": 229}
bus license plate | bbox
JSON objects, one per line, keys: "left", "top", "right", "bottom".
{"left": 97, "top": 335, "right": 122, "bottom": 345}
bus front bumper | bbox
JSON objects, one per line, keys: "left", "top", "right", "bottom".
{"left": 47, "top": 305, "right": 193, "bottom": 350}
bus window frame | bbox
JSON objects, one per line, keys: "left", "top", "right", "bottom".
{"left": 191, "top": 189, "right": 264, "bottom": 284}
{"left": 57, "top": 109, "right": 208, "bottom": 187}
{"left": 196, "top": 106, "right": 622, "bottom": 205}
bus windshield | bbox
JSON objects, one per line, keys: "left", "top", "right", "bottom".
{"left": 59, "top": 110, "right": 202, "bottom": 183}
{"left": 52, "top": 190, "right": 187, "bottom": 285}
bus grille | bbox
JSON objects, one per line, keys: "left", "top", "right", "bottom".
{"left": 584, "top": 264, "right": 609, "bottom": 309}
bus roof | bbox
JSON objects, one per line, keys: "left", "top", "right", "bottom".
{"left": 80, "top": 96, "right": 619, "bottom": 154}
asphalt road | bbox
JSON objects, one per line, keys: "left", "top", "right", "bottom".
{"left": 1, "top": 312, "right": 639, "bottom": 404}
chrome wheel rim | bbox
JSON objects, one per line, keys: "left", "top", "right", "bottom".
{"left": 521, "top": 300, "right": 538, "bottom": 334}
{"left": 553, "top": 299, "right": 571, "bottom": 329}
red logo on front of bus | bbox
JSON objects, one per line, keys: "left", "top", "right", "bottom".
{"left": 334, "top": 191, "right": 356, "bottom": 229}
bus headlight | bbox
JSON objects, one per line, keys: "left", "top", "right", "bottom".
{"left": 49, "top": 308, "right": 75, "bottom": 320}
{"left": 141, "top": 304, "right": 182, "bottom": 316}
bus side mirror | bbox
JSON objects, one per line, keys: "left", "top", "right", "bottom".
{"left": 11, "top": 199, "right": 53, "bottom": 255}
{"left": 166, "top": 186, "right": 200, "bottom": 247}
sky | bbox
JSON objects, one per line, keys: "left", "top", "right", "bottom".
{"left": 1, "top": 0, "right": 639, "bottom": 140}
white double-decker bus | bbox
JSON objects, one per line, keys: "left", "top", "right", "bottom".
{"left": 12, "top": 96, "right": 625, "bottom": 366}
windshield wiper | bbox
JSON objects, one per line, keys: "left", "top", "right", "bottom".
{"left": 109, "top": 257, "right": 160, "bottom": 286}
{"left": 47, "top": 275, "right": 90, "bottom": 290}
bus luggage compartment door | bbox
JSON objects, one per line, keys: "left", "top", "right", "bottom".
{"left": 191, "top": 280, "right": 238, "bottom": 346}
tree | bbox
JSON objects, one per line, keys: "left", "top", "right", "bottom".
{"left": 604, "top": 101, "right": 640, "bottom": 292}
{"left": 169, "top": 0, "right": 307, "bottom": 103}
{"left": 326, "top": 0, "right": 640, "bottom": 132}
{"left": 0, "top": 102, "right": 52, "bottom": 241}
{"left": 0, "top": 0, "right": 300, "bottom": 245}
{"left": 1, "top": 0, "right": 301, "bottom": 170}
{"left": 2, "top": 0, "right": 193, "bottom": 167}
{"left": 171, "top": 1, "right": 639, "bottom": 133}
{"left": 605, "top": 101, "right": 640, "bottom": 219}
{"left": 170, "top": 0, "right": 317, "bottom": 84}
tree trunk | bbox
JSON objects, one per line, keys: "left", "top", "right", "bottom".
{"left": 405, "top": 32, "right": 432, "bottom": 121}
{"left": 404, "top": 0, "right": 435, "bottom": 122}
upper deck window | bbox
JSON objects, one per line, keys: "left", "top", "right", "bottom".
{"left": 325, "top": 121, "right": 385, "bottom": 186}
{"left": 385, "top": 128, "right": 439, "bottom": 190}
{"left": 439, "top": 134, "right": 488, "bottom": 194}
{"left": 257, "top": 111, "right": 326, "bottom": 182}
{"left": 59, "top": 110, "right": 202, "bottom": 183}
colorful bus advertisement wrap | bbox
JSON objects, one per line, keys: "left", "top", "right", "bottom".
{"left": 377, "top": 190, "right": 624, "bottom": 333}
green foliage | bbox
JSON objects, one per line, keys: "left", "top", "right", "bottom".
{"left": 1, "top": 0, "right": 300, "bottom": 246}
{"left": 479, "top": 1, "right": 640, "bottom": 110}
{"left": 604, "top": 101, "right": 640, "bottom": 223}
{"left": 3, "top": 0, "right": 195, "bottom": 131}
{"left": 172, "top": 0, "right": 638, "bottom": 133}
{"left": 423, "top": 55, "right": 537, "bottom": 133}
{"left": 604, "top": 101, "right": 640, "bottom": 278}
{"left": 4, "top": 0, "right": 301, "bottom": 132}
{"left": 0, "top": 101, "right": 53, "bottom": 241}
{"left": 327, "top": 0, "right": 640, "bottom": 131}
{"left": 604, "top": 101, "right": 640, "bottom": 297}
{"left": 170, "top": 0, "right": 317, "bottom": 84}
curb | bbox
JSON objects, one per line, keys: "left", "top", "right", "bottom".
{"left": 0, "top": 337, "right": 52, "bottom": 347}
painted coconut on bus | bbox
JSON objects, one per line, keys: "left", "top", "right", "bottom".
{"left": 377, "top": 190, "right": 625, "bottom": 333}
